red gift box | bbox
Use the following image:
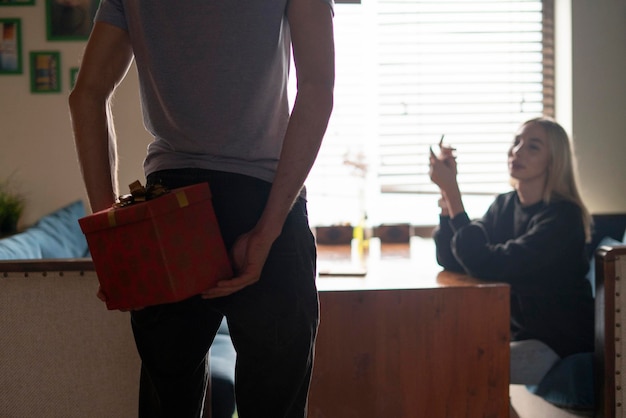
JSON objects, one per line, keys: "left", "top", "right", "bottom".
{"left": 78, "top": 182, "right": 233, "bottom": 310}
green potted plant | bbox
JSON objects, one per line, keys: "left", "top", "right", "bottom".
{"left": 0, "top": 178, "right": 25, "bottom": 235}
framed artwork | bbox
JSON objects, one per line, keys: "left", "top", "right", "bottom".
{"left": 30, "top": 51, "right": 61, "bottom": 93}
{"left": 0, "top": 18, "right": 22, "bottom": 74}
{"left": 69, "top": 66, "right": 78, "bottom": 89}
{"left": 0, "top": 0, "right": 35, "bottom": 5}
{"left": 46, "top": 0, "right": 99, "bottom": 41}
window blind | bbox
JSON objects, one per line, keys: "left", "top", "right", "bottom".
{"left": 297, "top": 0, "right": 554, "bottom": 224}
{"left": 376, "top": 0, "right": 554, "bottom": 195}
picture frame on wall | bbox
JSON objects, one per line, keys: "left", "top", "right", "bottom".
{"left": 0, "top": 0, "right": 36, "bottom": 6}
{"left": 30, "top": 51, "right": 61, "bottom": 93}
{"left": 46, "top": 0, "right": 99, "bottom": 41}
{"left": 0, "top": 18, "right": 22, "bottom": 74}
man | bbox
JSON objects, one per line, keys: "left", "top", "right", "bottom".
{"left": 69, "top": 1, "right": 334, "bottom": 417}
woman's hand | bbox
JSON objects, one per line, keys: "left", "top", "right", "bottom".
{"left": 438, "top": 196, "right": 450, "bottom": 217}
{"left": 429, "top": 143, "right": 458, "bottom": 194}
{"left": 429, "top": 140, "right": 465, "bottom": 217}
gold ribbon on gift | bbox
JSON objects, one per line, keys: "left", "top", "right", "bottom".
{"left": 107, "top": 210, "right": 117, "bottom": 227}
{"left": 175, "top": 191, "right": 189, "bottom": 208}
{"left": 107, "top": 180, "right": 193, "bottom": 227}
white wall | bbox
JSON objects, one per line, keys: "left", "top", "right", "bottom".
{"left": 570, "top": 0, "right": 626, "bottom": 213}
{"left": 0, "top": 3, "right": 149, "bottom": 228}
{"left": 1, "top": 0, "right": 625, "bottom": 227}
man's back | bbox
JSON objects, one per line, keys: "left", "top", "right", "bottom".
{"left": 96, "top": 0, "right": 293, "bottom": 182}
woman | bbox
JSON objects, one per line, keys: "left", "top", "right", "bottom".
{"left": 429, "top": 117, "right": 594, "bottom": 417}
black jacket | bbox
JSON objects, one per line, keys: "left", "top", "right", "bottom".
{"left": 433, "top": 191, "right": 594, "bottom": 358}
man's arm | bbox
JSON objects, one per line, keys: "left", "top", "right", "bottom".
{"left": 69, "top": 22, "right": 134, "bottom": 213}
{"left": 203, "top": 0, "right": 335, "bottom": 298}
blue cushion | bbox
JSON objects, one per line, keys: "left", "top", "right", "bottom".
{"left": 0, "top": 200, "right": 89, "bottom": 260}
{"left": 211, "top": 318, "right": 235, "bottom": 381}
{"left": 217, "top": 316, "right": 230, "bottom": 335}
{"left": 0, "top": 229, "right": 45, "bottom": 259}
{"left": 32, "top": 200, "right": 89, "bottom": 258}
{"left": 527, "top": 352, "right": 594, "bottom": 410}
{"left": 211, "top": 334, "right": 236, "bottom": 383}
{"left": 210, "top": 318, "right": 236, "bottom": 418}
{"left": 586, "top": 214, "right": 626, "bottom": 259}
{"left": 586, "top": 236, "right": 623, "bottom": 297}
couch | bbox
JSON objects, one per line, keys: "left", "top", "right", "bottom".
{"left": 0, "top": 200, "right": 236, "bottom": 418}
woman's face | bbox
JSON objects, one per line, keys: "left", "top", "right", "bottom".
{"left": 508, "top": 122, "right": 551, "bottom": 185}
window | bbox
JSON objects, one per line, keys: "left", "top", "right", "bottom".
{"left": 291, "top": 0, "right": 554, "bottom": 227}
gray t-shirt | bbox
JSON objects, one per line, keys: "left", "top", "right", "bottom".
{"left": 96, "top": 0, "right": 333, "bottom": 183}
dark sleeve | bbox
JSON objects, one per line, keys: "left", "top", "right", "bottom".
{"left": 433, "top": 212, "right": 471, "bottom": 273}
{"left": 451, "top": 202, "right": 584, "bottom": 284}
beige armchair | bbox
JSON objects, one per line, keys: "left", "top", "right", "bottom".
{"left": 0, "top": 260, "right": 140, "bottom": 418}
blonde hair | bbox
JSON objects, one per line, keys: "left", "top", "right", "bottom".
{"left": 511, "top": 117, "right": 592, "bottom": 241}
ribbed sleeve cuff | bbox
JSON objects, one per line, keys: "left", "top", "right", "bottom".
{"left": 449, "top": 211, "right": 471, "bottom": 232}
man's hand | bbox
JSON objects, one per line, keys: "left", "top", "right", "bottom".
{"left": 201, "top": 229, "right": 274, "bottom": 299}
{"left": 97, "top": 285, "right": 143, "bottom": 312}
{"left": 97, "top": 285, "right": 107, "bottom": 303}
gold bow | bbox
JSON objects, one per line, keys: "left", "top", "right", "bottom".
{"left": 113, "top": 180, "right": 169, "bottom": 208}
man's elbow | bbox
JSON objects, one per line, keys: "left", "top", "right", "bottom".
{"left": 68, "top": 86, "right": 84, "bottom": 114}
{"left": 314, "top": 79, "right": 335, "bottom": 116}
{"left": 68, "top": 79, "right": 112, "bottom": 115}
{"left": 320, "top": 83, "right": 334, "bottom": 118}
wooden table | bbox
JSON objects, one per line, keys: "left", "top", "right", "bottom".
{"left": 308, "top": 239, "right": 510, "bottom": 418}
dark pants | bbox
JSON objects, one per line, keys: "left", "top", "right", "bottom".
{"left": 131, "top": 169, "right": 319, "bottom": 418}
